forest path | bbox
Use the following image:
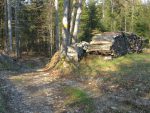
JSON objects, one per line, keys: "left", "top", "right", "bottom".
{"left": 0, "top": 66, "right": 93, "bottom": 113}
{"left": 1, "top": 69, "right": 104, "bottom": 113}
{"left": 1, "top": 70, "right": 150, "bottom": 113}
{"left": 0, "top": 55, "right": 150, "bottom": 113}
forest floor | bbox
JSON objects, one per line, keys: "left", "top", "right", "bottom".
{"left": 0, "top": 50, "right": 150, "bottom": 113}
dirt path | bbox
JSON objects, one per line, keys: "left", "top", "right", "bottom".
{"left": 0, "top": 70, "right": 101, "bottom": 113}
{"left": 0, "top": 57, "right": 150, "bottom": 113}
{"left": 1, "top": 69, "right": 149, "bottom": 113}
{"left": 0, "top": 69, "right": 92, "bottom": 113}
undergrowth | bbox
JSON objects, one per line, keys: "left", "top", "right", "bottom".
{"left": 76, "top": 53, "right": 150, "bottom": 78}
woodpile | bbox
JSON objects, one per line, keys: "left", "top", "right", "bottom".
{"left": 126, "top": 33, "right": 149, "bottom": 53}
{"left": 66, "top": 32, "right": 149, "bottom": 61}
{"left": 86, "top": 32, "right": 128, "bottom": 56}
{"left": 86, "top": 32, "right": 149, "bottom": 57}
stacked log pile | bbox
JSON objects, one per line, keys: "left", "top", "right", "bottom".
{"left": 86, "top": 32, "right": 149, "bottom": 57}
{"left": 67, "top": 32, "right": 149, "bottom": 61}
{"left": 86, "top": 32, "right": 128, "bottom": 56}
{"left": 126, "top": 33, "right": 148, "bottom": 53}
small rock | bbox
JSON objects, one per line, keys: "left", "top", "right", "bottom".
{"left": 111, "top": 106, "right": 118, "bottom": 110}
{"left": 104, "top": 56, "right": 112, "bottom": 60}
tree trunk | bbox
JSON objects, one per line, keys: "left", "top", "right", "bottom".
{"left": 102, "top": 0, "right": 105, "bottom": 18}
{"left": 69, "top": 0, "right": 77, "bottom": 44}
{"left": 7, "top": 0, "right": 12, "bottom": 52}
{"left": 110, "top": 0, "right": 114, "bottom": 31}
{"left": 61, "top": 0, "right": 70, "bottom": 55}
{"left": 72, "top": 0, "right": 82, "bottom": 44}
{"left": 125, "top": 15, "right": 127, "bottom": 32}
{"left": 48, "top": 1, "right": 54, "bottom": 57}
{"left": 0, "top": 19, "right": 1, "bottom": 34}
{"left": 131, "top": 0, "right": 134, "bottom": 32}
{"left": 50, "top": 2, "right": 54, "bottom": 56}
{"left": 4, "top": 0, "right": 8, "bottom": 53}
{"left": 55, "top": 0, "right": 60, "bottom": 51}
{"left": 15, "top": 0, "right": 20, "bottom": 58}
{"left": 0, "top": 2, "right": 3, "bottom": 42}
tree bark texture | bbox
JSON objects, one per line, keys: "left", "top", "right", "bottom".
{"left": 55, "top": 0, "right": 60, "bottom": 51}
{"left": 4, "top": 0, "right": 8, "bottom": 53}
{"left": 69, "top": 0, "right": 77, "bottom": 44}
{"left": 7, "top": 0, "right": 12, "bottom": 52}
{"left": 72, "top": 0, "right": 82, "bottom": 44}
{"left": 61, "top": 0, "right": 70, "bottom": 55}
{"left": 15, "top": 0, "right": 20, "bottom": 58}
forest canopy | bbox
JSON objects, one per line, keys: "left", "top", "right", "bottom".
{"left": 0, "top": 0, "right": 150, "bottom": 57}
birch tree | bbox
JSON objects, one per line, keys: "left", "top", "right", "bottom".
{"left": 61, "top": 0, "right": 70, "bottom": 55}
{"left": 15, "top": 0, "right": 20, "bottom": 57}
{"left": 61, "top": 0, "right": 83, "bottom": 56}
{"left": 55, "top": 0, "right": 60, "bottom": 51}
{"left": 102, "top": 0, "right": 105, "bottom": 18}
{"left": 72, "top": 0, "right": 82, "bottom": 43}
{"left": 7, "top": 0, "right": 12, "bottom": 52}
{"left": 69, "top": 0, "right": 77, "bottom": 44}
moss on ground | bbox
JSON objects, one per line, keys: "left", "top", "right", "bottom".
{"left": 63, "top": 86, "right": 95, "bottom": 113}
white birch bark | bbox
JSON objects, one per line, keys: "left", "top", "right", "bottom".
{"left": 7, "top": 0, "right": 12, "bottom": 52}
{"left": 55, "top": 0, "right": 60, "bottom": 50}
{"left": 61, "top": 0, "right": 69, "bottom": 55}
{"left": 15, "top": 0, "right": 20, "bottom": 57}
{"left": 102, "top": 0, "right": 105, "bottom": 18}
{"left": 70, "top": 0, "right": 77, "bottom": 44}
{"left": 72, "top": 0, "right": 82, "bottom": 44}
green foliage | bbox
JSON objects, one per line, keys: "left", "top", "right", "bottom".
{"left": 79, "top": 1, "right": 103, "bottom": 42}
{"left": 13, "top": 0, "right": 56, "bottom": 56}
{"left": 135, "top": 22, "right": 149, "bottom": 37}
{"left": 134, "top": 4, "right": 150, "bottom": 38}
{"left": 1, "top": 0, "right": 150, "bottom": 56}
{"left": 79, "top": 0, "right": 150, "bottom": 41}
